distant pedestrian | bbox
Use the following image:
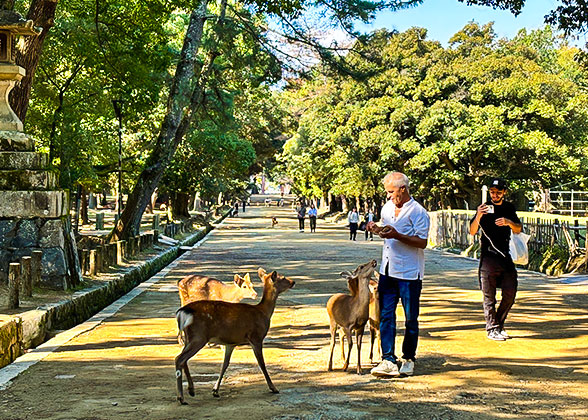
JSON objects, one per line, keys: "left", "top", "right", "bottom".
{"left": 296, "top": 202, "right": 307, "bottom": 232}
{"left": 469, "top": 178, "right": 522, "bottom": 341}
{"left": 308, "top": 203, "right": 318, "bottom": 232}
{"left": 348, "top": 207, "right": 360, "bottom": 240}
{"left": 364, "top": 208, "right": 375, "bottom": 241}
{"left": 242, "top": 200, "right": 246, "bottom": 212}
{"left": 233, "top": 201, "right": 239, "bottom": 216}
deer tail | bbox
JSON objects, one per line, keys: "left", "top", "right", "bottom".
{"left": 176, "top": 307, "right": 194, "bottom": 332}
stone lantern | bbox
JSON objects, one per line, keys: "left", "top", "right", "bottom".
{"left": 0, "top": 10, "right": 81, "bottom": 289}
{"left": 0, "top": 11, "right": 39, "bottom": 132}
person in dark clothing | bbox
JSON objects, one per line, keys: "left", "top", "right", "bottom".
{"left": 296, "top": 202, "right": 306, "bottom": 232}
{"left": 469, "top": 178, "right": 522, "bottom": 341}
{"left": 242, "top": 200, "right": 246, "bottom": 212}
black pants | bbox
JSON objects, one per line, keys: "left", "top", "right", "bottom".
{"left": 309, "top": 216, "right": 316, "bottom": 232}
{"left": 349, "top": 222, "right": 358, "bottom": 240}
{"left": 298, "top": 217, "right": 305, "bottom": 231}
{"left": 365, "top": 229, "right": 373, "bottom": 240}
{"left": 479, "top": 255, "right": 517, "bottom": 331}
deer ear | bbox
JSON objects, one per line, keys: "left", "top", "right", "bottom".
{"left": 243, "top": 273, "right": 250, "bottom": 283}
{"left": 234, "top": 274, "right": 244, "bottom": 286}
{"left": 270, "top": 271, "right": 278, "bottom": 282}
{"left": 339, "top": 271, "right": 352, "bottom": 278}
{"left": 258, "top": 267, "right": 267, "bottom": 279}
{"left": 373, "top": 272, "right": 380, "bottom": 281}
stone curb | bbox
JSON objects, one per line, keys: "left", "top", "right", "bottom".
{"left": 0, "top": 211, "right": 230, "bottom": 370}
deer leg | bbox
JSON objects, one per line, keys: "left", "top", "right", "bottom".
{"left": 184, "top": 364, "right": 194, "bottom": 397}
{"left": 338, "top": 329, "right": 346, "bottom": 362}
{"left": 175, "top": 337, "right": 207, "bottom": 405}
{"left": 342, "top": 328, "right": 353, "bottom": 372}
{"left": 250, "top": 341, "right": 279, "bottom": 394}
{"left": 328, "top": 320, "right": 337, "bottom": 371}
{"left": 212, "top": 345, "right": 235, "bottom": 398}
{"left": 356, "top": 328, "right": 364, "bottom": 375}
{"left": 369, "top": 326, "right": 376, "bottom": 365}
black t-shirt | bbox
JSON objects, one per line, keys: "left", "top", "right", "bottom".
{"left": 470, "top": 200, "right": 520, "bottom": 260}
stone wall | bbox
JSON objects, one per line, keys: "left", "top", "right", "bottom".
{"left": 0, "top": 216, "right": 81, "bottom": 289}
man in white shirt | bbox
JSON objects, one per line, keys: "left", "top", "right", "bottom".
{"left": 367, "top": 172, "right": 430, "bottom": 377}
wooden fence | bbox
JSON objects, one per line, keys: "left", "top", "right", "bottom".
{"left": 429, "top": 211, "right": 587, "bottom": 256}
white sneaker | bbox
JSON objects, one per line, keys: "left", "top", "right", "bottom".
{"left": 399, "top": 359, "right": 414, "bottom": 376}
{"left": 499, "top": 328, "right": 510, "bottom": 339}
{"left": 487, "top": 329, "right": 506, "bottom": 341}
{"left": 370, "top": 359, "right": 400, "bottom": 377}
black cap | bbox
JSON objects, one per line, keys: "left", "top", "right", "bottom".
{"left": 487, "top": 178, "right": 507, "bottom": 190}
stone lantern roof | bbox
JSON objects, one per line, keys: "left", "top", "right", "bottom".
{"left": 0, "top": 10, "right": 41, "bottom": 35}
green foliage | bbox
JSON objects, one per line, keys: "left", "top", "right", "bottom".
{"left": 278, "top": 23, "right": 588, "bottom": 208}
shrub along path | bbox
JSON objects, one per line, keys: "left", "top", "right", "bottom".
{"left": 0, "top": 200, "right": 586, "bottom": 420}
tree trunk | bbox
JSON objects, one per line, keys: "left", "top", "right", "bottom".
{"left": 171, "top": 192, "right": 191, "bottom": 219}
{"left": 80, "top": 186, "right": 89, "bottom": 225}
{"left": 109, "top": 2, "right": 210, "bottom": 241}
{"left": 12, "top": 0, "right": 59, "bottom": 124}
{"left": 341, "top": 195, "right": 348, "bottom": 212}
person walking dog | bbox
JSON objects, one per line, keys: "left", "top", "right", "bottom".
{"left": 367, "top": 172, "right": 430, "bottom": 377}
{"left": 469, "top": 178, "right": 522, "bottom": 341}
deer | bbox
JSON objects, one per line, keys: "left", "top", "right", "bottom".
{"left": 174, "top": 268, "right": 295, "bottom": 404}
{"left": 177, "top": 272, "right": 257, "bottom": 306}
{"left": 326, "top": 259, "right": 377, "bottom": 374}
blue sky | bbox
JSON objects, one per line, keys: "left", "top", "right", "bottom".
{"left": 358, "top": 0, "right": 560, "bottom": 44}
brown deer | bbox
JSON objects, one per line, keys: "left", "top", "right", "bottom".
{"left": 338, "top": 272, "right": 380, "bottom": 365}
{"left": 177, "top": 273, "right": 257, "bottom": 306}
{"left": 326, "top": 259, "right": 377, "bottom": 374}
{"left": 174, "top": 268, "right": 295, "bottom": 404}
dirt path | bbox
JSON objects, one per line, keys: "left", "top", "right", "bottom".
{"left": 1, "top": 202, "right": 587, "bottom": 420}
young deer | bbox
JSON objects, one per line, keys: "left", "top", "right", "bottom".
{"left": 177, "top": 273, "right": 257, "bottom": 306}
{"left": 327, "top": 259, "right": 377, "bottom": 374}
{"left": 338, "top": 272, "right": 380, "bottom": 365}
{"left": 174, "top": 268, "right": 295, "bottom": 404}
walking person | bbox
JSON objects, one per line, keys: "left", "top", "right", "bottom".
{"left": 348, "top": 207, "right": 360, "bottom": 240}
{"left": 364, "top": 208, "right": 375, "bottom": 241}
{"left": 296, "top": 201, "right": 307, "bottom": 233}
{"left": 242, "top": 200, "right": 246, "bottom": 212}
{"left": 233, "top": 201, "right": 239, "bottom": 216}
{"left": 308, "top": 203, "right": 318, "bottom": 232}
{"left": 367, "top": 172, "right": 430, "bottom": 377}
{"left": 469, "top": 178, "right": 522, "bottom": 341}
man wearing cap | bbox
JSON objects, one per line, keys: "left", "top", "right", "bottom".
{"left": 469, "top": 178, "right": 522, "bottom": 341}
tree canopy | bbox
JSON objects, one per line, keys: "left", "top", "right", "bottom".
{"left": 277, "top": 24, "right": 588, "bottom": 210}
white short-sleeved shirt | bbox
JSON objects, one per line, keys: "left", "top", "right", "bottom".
{"left": 379, "top": 198, "right": 430, "bottom": 280}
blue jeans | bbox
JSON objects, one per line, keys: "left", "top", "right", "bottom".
{"left": 379, "top": 274, "right": 422, "bottom": 362}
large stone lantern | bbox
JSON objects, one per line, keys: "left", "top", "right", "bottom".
{"left": 0, "top": 10, "right": 81, "bottom": 289}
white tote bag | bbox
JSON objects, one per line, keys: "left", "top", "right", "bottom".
{"left": 509, "top": 232, "right": 531, "bottom": 265}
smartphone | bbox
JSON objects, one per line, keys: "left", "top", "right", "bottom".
{"left": 486, "top": 204, "right": 494, "bottom": 214}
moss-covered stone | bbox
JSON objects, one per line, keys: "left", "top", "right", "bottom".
{"left": 0, "top": 318, "right": 22, "bottom": 369}
{"left": 0, "top": 151, "right": 48, "bottom": 170}
{"left": 0, "top": 169, "right": 57, "bottom": 190}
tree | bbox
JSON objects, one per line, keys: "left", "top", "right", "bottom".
{"left": 278, "top": 24, "right": 588, "bottom": 210}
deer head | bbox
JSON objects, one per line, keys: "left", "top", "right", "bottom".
{"left": 234, "top": 273, "right": 257, "bottom": 299}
